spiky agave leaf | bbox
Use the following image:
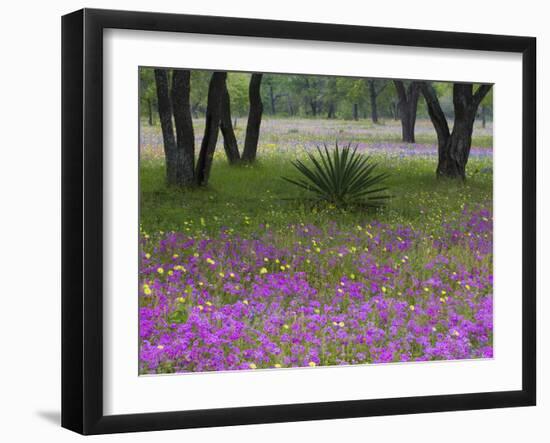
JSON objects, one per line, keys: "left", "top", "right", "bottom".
{"left": 283, "top": 142, "right": 390, "bottom": 208}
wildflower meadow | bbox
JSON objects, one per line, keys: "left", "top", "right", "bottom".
{"left": 139, "top": 70, "right": 493, "bottom": 374}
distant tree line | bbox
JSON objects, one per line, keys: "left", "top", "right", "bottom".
{"left": 140, "top": 68, "right": 492, "bottom": 183}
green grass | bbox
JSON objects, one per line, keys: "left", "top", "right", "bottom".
{"left": 140, "top": 152, "right": 492, "bottom": 238}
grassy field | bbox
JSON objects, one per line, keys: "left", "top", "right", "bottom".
{"left": 139, "top": 118, "right": 493, "bottom": 373}
{"left": 140, "top": 118, "right": 492, "bottom": 236}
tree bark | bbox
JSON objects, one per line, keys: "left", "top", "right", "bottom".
{"left": 170, "top": 69, "right": 195, "bottom": 186}
{"left": 353, "top": 103, "right": 359, "bottom": 121}
{"left": 219, "top": 83, "right": 241, "bottom": 164}
{"left": 421, "top": 82, "right": 491, "bottom": 179}
{"left": 368, "top": 80, "right": 379, "bottom": 123}
{"left": 309, "top": 100, "right": 317, "bottom": 116}
{"left": 242, "top": 73, "right": 263, "bottom": 162}
{"left": 269, "top": 84, "right": 276, "bottom": 114}
{"left": 196, "top": 72, "right": 227, "bottom": 186}
{"left": 394, "top": 80, "right": 420, "bottom": 143}
{"left": 147, "top": 98, "right": 153, "bottom": 126}
{"left": 327, "top": 102, "right": 335, "bottom": 119}
{"left": 154, "top": 69, "right": 180, "bottom": 187}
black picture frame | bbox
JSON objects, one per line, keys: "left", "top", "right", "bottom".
{"left": 61, "top": 8, "right": 536, "bottom": 435}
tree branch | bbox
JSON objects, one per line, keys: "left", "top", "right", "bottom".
{"left": 376, "top": 82, "right": 388, "bottom": 97}
{"left": 472, "top": 84, "right": 493, "bottom": 108}
{"left": 393, "top": 80, "right": 406, "bottom": 102}
{"left": 420, "top": 82, "right": 450, "bottom": 140}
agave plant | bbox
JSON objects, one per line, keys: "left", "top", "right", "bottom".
{"left": 283, "top": 143, "right": 390, "bottom": 208}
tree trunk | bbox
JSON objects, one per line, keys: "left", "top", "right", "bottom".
{"left": 353, "top": 103, "right": 359, "bottom": 121}
{"left": 242, "top": 73, "right": 263, "bottom": 162}
{"left": 287, "top": 96, "right": 295, "bottom": 116}
{"left": 269, "top": 84, "right": 276, "bottom": 114}
{"left": 327, "top": 102, "right": 335, "bottom": 119}
{"left": 421, "top": 82, "right": 491, "bottom": 180}
{"left": 147, "top": 98, "right": 153, "bottom": 126}
{"left": 196, "top": 72, "right": 227, "bottom": 186}
{"left": 170, "top": 69, "right": 196, "bottom": 187}
{"left": 219, "top": 83, "right": 241, "bottom": 164}
{"left": 309, "top": 100, "right": 317, "bottom": 116}
{"left": 154, "top": 69, "right": 180, "bottom": 187}
{"left": 368, "top": 80, "right": 379, "bottom": 123}
{"left": 394, "top": 80, "right": 420, "bottom": 143}
{"left": 436, "top": 119, "right": 475, "bottom": 179}
{"left": 481, "top": 105, "right": 486, "bottom": 128}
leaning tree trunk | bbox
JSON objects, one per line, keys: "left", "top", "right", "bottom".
{"left": 394, "top": 80, "right": 420, "bottom": 143}
{"left": 421, "top": 82, "right": 491, "bottom": 180}
{"left": 219, "top": 83, "right": 241, "bottom": 164}
{"left": 196, "top": 72, "right": 227, "bottom": 186}
{"left": 154, "top": 69, "right": 180, "bottom": 187}
{"left": 242, "top": 73, "right": 263, "bottom": 163}
{"left": 170, "top": 69, "right": 195, "bottom": 186}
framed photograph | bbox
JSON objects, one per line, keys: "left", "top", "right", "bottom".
{"left": 62, "top": 8, "right": 536, "bottom": 435}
